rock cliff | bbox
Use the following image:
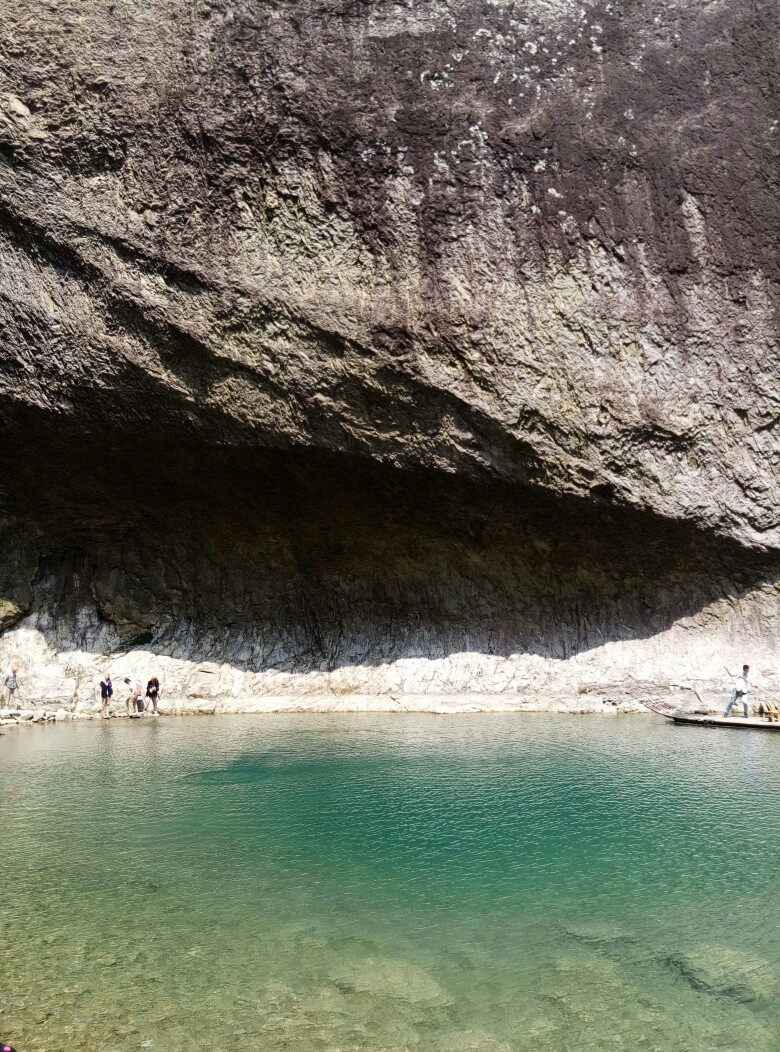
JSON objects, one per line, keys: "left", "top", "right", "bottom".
{"left": 0, "top": 0, "right": 778, "bottom": 711}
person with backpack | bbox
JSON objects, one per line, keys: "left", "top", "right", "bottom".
{"left": 99, "top": 673, "right": 114, "bottom": 718}
{"left": 146, "top": 675, "right": 160, "bottom": 714}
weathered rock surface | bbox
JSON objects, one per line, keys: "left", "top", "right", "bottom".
{"left": 0, "top": 0, "right": 778, "bottom": 709}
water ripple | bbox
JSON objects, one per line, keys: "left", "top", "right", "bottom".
{"left": 2, "top": 714, "right": 780, "bottom": 1050}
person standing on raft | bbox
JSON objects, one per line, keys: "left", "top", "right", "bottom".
{"left": 723, "top": 664, "right": 750, "bottom": 718}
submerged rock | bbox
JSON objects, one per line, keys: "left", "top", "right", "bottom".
{"left": 330, "top": 957, "right": 451, "bottom": 1006}
{"left": 666, "top": 944, "right": 776, "bottom": 1003}
{"left": 438, "top": 1030, "right": 512, "bottom": 1052}
{"left": 561, "top": 920, "right": 634, "bottom": 946}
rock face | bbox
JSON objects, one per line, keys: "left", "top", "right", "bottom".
{"left": 0, "top": 0, "right": 778, "bottom": 709}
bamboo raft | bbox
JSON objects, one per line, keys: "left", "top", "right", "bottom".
{"left": 647, "top": 697, "right": 780, "bottom": 731}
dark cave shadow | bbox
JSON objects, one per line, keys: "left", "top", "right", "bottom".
{"left": 2, "top": 432, "right": 778, "bottom": 673}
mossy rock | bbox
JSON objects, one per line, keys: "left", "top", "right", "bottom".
{"left": 0, "top": 597, "right": 25, "bottom": 630}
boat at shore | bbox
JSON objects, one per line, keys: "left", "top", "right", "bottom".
{"left": 647, "top": 702, "right": 780, "bottom": 731}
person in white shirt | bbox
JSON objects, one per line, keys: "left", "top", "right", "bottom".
{"left": 3, "top": 667, "right": 19, "bottom": 701}
{"left": 723, "top": 664, "right": 750, "bottom": 717}
{"left": 123, "top": 677, "right": 137, "bottom": 716}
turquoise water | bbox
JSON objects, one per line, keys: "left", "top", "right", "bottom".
{"left": 2, "top": 714, "right": 780, "bottom": 1051}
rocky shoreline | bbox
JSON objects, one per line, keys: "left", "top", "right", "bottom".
{"left": 0, "top": 686, "right": 736, "bottom": 728}
{"left": 3, "top": 608, "right": 776, "bottom": 727}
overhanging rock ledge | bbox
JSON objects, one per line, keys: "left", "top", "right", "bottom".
{"left": 1, "top": 0, "right": 778, "bottom": 710}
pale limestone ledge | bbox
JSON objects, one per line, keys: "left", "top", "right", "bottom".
{"left": 1, "top": 698, "right": 642, "bottom": 725}
{"left": 0, "top": 694, "right": 761, "bottom": 724}
{"left": 1, "top": 619, "right": 776, "bottom": 720}
{"left": 0, "top": 648, "right": 766, "bottom": 723}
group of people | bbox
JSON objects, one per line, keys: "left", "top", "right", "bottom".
{"left": 99, "top": 673, "right": 161, "bottom": 719}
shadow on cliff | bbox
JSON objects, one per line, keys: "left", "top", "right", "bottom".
{"left": 1, "top": 424, "right": 777, "bottom": 673}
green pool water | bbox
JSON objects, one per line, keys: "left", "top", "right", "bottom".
{"left": 2, "top": 714, "right": 779, "bottom": 1052}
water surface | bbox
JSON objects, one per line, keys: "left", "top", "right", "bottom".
{"left": 1, "top": 714, "right": 779, "bottom": 1051}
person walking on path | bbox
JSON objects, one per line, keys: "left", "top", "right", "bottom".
{"left": 724, "top": 664, "right": 751, "bottom": 718}
{"left": 146, "top": 675, "right": 160, "bottom": 715}
{"left": 100, "top": 673, "right": 114, "bottom": 718}
{"left": 3, "top": 667, "right": 20, "bottom": 704}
